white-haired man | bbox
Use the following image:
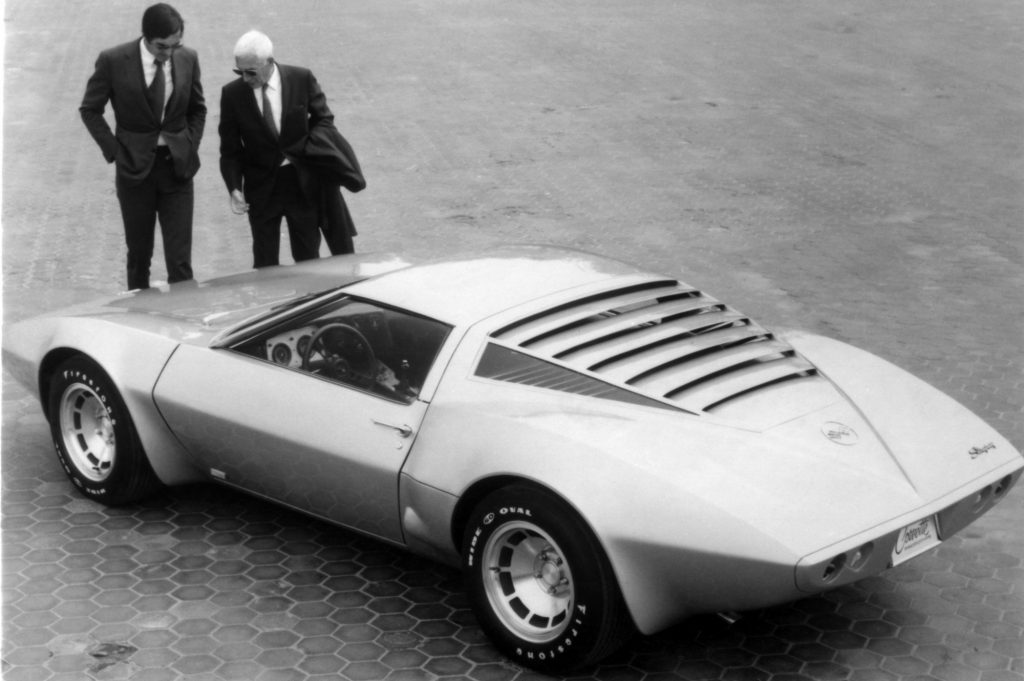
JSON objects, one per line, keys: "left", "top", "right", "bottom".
{"left": 218, "top": 30, "right": 361, "bottom": 267}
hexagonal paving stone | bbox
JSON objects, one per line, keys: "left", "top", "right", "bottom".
{"left": 3, "top": 3, "right": 1023, "bottom": 681}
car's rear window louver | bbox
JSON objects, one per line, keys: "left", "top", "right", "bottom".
{"left": 487, "top": 279, "right": 819, "bottom": 414}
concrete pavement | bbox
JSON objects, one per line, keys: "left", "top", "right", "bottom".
{"left": 3, "top": 1, "right": 1022, "bottom": 679}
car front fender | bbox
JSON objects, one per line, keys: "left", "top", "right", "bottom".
{"left": 7, "top": 315, "right": 205, "bottom": 487}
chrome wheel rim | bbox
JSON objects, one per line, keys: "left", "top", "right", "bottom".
{"left": 59, "top": 383, "right": 116, "bottom": 482}
{"left": 481, "top": 520, "right": 574, "bottom": 643}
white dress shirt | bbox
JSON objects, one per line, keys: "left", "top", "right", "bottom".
{"left": 255, "top": 64, "right": 283, "bottom": 133}
{"left": 255, "top": 64, "right": 286, "bottom": 164}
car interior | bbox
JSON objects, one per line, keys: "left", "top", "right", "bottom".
{"left": 229, "top": 297, "right": 451, "bottom": 404}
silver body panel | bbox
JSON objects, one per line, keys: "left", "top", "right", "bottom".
{"left": 4, "top": 247, "right": 1021, "bottom": 635}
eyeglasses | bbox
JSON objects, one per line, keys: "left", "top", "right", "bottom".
{"left": 233, "top": 68, "right": 261, "bottom": 77}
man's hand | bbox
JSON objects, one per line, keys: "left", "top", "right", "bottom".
{"left": 229, "top": 189, "right": 249, "bottom": 215}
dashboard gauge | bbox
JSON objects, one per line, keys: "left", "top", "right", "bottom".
{"left": 270, "top": 343, "right": 292, "bottom": 365}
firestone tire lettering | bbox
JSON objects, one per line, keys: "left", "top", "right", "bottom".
{"left": 461, "top": 484, "right": 634, "bottom": 674}
{"left": 47, "top": 356, "right": 162, "bottom": 506}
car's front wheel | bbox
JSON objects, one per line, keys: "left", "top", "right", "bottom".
{"left": 462, "top": 484, "right": 634, "bottom": 673}
{"left": 47, "top": 356, "right": 161, "bottom": 506}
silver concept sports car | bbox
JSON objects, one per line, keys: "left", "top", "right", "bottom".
{"left": 4, "top": 247, "right": 1021, "bottom": 672}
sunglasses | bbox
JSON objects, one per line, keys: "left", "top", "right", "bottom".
{"left": 233, "top": 68, "right": 262, "bottom": 77}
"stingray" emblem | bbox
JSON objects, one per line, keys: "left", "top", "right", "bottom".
{"left": 968, "top": 443, "right": 995, "bottom": 459}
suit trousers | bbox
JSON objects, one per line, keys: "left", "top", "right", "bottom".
{"left": 115, "top": 149, "right": 194, "bottom": 290}
{"left": 247, "top": 164, "right": 321, "bottom": 268}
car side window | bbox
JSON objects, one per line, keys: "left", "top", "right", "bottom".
{"left": 230, "top": 297, "right": 451, "bottom": 404}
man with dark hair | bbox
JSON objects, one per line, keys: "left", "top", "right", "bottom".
{"left": 80, "top": 3, "right": 206, "bottom": 290}
{"left": 219, "top": 30, "right": 364, "bottom": 268}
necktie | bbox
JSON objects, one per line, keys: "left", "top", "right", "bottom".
{"left": 262, "top": 84, "right": 278, "bottom": 138}
{"left": 148, "top": 59, "right": 165, "bottom": 121}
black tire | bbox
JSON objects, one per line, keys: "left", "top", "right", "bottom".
{"left": 462, "top": 484, "right": 634, "bottom": 673}
{"left": 47, "top": 356, "right": 162, "bottom": 506}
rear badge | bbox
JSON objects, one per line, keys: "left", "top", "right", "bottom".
{"left": 892, "top": 515, "right": 940, "bottom": 565}
{"left": 968, "top": 443, "right": 995, "bottom": 459}
{"left": 823, "top": 422, "right": 859, "bottom": 446}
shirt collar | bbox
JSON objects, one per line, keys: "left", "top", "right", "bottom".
{"left": 265, "top": 63, "right": 281, "bottom": 91}
{"left": 139, "top": 38, "right": 163, "bottom": 67}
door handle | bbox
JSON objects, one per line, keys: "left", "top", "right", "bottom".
{"left": 373, "top": 420, "right": 413, "bottom": 438}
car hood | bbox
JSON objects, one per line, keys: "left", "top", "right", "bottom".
{"left": 12, "top": 254, "right": 415, "bottom": 345}
{"left": 15, "top": 246, "right": 652, "bottom": 346}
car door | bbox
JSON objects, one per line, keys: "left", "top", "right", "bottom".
{"left": 151, "top": 297, "right": 451, "bottom": 544}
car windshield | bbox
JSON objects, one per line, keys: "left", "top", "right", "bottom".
{"left": 227, "top": 296, "right": 452, "bottom": 404}
{"left": 212, "top": 287, "right": 347, "bottom": 348}
{"left": 269, "top": 289, "right": 336, "bottom": 312}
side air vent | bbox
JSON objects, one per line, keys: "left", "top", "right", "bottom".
{"left": 475, "top": 345, "right": 674, "bottom": 410}
{"left": 489, "top": 280, "right": 820, "bottom": 414}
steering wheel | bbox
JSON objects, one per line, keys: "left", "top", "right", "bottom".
{"left": 302, "top": 323, "right": 377, "bottom": 385}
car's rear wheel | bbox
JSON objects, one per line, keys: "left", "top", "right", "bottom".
{"left": 47, "top": 356, "right": 161, "bottom": 506}
{"left": 462, "top": 484, "right": 634, "bottom": 673}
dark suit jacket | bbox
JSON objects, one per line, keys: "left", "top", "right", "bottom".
{"left": 219, "top": 63, "right": 335, "bottom": 211}
{"left": 302, "top": 123, "right": 366, "bottom": 194}
{"left": 80, "top": 39, "right": 206, "bottom": 183}
{"left": 303, "top": 113, "right": 367, "bottom": 250}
